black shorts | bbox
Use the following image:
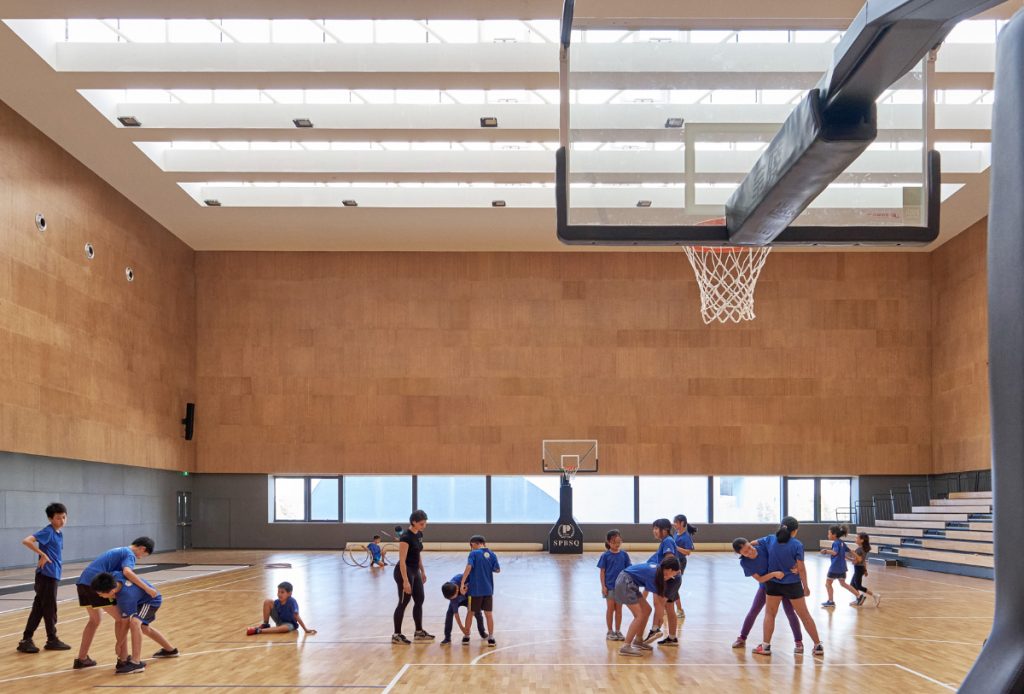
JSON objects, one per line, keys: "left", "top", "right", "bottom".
{"left": 468, "top": 595, "right": 493, "bottom": 613}
{"left": 663, "top": 575, "right": 682, "bottom": 602}
{"left": 827, "top": 571, "right": 847, "bottom": 580}
{"left": 765, "top": 581, "right": 805, "bottom": 600}
{"left": 77, "top": 583, "right": 114, "bottom": 608}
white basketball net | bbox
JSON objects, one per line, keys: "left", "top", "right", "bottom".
{"left": 560, "top": 455, "right": 580, "bottom": 484}
{"left": 683, "top": 246, "right": 772, "bottom": 324}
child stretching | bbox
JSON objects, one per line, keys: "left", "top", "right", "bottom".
{"left": 644, "top": 519, "right": 681, "bottom": 646}
{"left": 847, "top": 532, "right": 881, "bottom": 607}
{"left": 671, "top": 514, "right": 696, "bottom": 620}
{"left": 440, "top": 576, "right": 487, "bottom": 645}
{"left": 459, "top": 535, "right": 500, "bottom": 647}
{"left": 597, "top": 530, "right": 631, "bottom": 641}
{"left": 91, "top": 572, "right": 179, "bottom": 675}
{"left": 614, "top": 555, "right": 681, "bottom": 657}
{"left": 819, "top": 525, "right": 859, "bottom": 608}
{"left": 246, "top": 582, "right": 317, "bottom": 636}
{"left": 369, "top": 536, "right": 387, "bottom": 567}
{"left": 731, "top": 537, "right": 804, "bottom": 653}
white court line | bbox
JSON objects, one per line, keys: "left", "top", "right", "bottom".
{"left": 892, "top": 664, "right": 957, "bottom": 691}
{"left": 382, "top": 663, "right": 410, "bottom": 694}
{"left": 854, "top": 634, "right": 980, "bottom": 646}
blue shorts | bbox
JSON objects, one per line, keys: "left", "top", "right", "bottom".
{"left": 127, "top": 602, "right": 160, "bottom": 626}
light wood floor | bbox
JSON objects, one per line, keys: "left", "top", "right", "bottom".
{"left": 0, "top": 549, "right": 992, "bottom": 693}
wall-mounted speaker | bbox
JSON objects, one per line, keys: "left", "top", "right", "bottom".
{"left": 182, "top": 402, "right": 195, "bottom": 441}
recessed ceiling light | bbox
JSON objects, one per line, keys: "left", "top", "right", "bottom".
{"left": 480, "top": 117, "right": 498, "bottom": 128}
{"left": 491, "top": 200, "right": 507, "bottom": 207}
{"left": 203, "top": 199, "right": 222, "bottom": 207}
{"left": 117, "top": 116, "right": 141, "bottom": 127}
{"left": 636, "top": 200, "right": 652, "bottom": 207}
{"left": 342, "top": 199, "right": 358, "bottom": 207}
{"left": 665, "top": 117, "right": 685, "bottom": 128}
{"left": 293, "top": 118, "right": 314, "bottom": 128}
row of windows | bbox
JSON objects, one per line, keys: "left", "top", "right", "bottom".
{"left": 272, "top": 475, "right": 851, "bottom": 525}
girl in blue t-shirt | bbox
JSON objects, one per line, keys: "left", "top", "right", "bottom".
{"left": 613, "top": 555, "right": 681, "bottom": 657}
{"left": 670, "top": 514, "right": 697, "bottom": 621}
{"left": 755, "top": 517, "right": 823, "bottom": 657}
{"left": 819, "top": 525, "right": 860, "bottom": 607}
{"left": 644, "top": 519, "right": 681, "bottom": 646}
{"left": 597, "top": 530, "right": 631, "bottom": 641}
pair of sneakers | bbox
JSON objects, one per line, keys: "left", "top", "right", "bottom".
{"left": 753, "top": 642, "right": 824, "bottom": 657}
{"left": 733, "top": 637, "right": 803, "bottom": 654}
{"left": 605, "top": 630, "right": 626, "bottom": 641}
{"left": 17, "top": 638, "right": 70, "bottom": 653}
{"left": 115, "top": 659, "right": 145, "bottom": 675}
{"left": 392, "top": 630, "right": 436, "bottom": 645}
{"left": 619, "top": 640, "right": 653, "bottom": 657}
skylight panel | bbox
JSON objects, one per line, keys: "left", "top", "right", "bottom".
{"left": 271, "top": 20, "right": 328, "bottom": 44}
{"left": 373, "top": 20, "right": 432, "bottom": 44}
{"left": 166, "top": 19, "right": 224, "bottom": 43}
{"left": 320, "top": 20, "right": 374, "bottom": 43}
{"left": 116, "top": 19, "right": 167, "bottom": 43}
{"left": 218, "top": 19, "right": 271, "bottom": 43}
{"left": 66, "top": 19, "right": 119, "bottom": 43}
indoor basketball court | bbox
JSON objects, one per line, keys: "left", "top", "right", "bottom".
{"left": 0, "top": 1, "right": 1022, "bottom": 692}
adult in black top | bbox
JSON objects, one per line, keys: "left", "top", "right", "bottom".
{"left": 392, "top": 509, "right": 431, "bottom": 643}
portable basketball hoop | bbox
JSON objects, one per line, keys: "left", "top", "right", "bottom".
{"left": 542, "top": 440, "right": 598, "bottom": 484}
{"left": 683, "top": 244, "right": 771, "bottom": 324}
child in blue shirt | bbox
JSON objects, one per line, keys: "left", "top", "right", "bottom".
{"left": 597, "top": 530, "right": 631, "bottom": 641}
{"left": 91, "top": 572, "right": 179, "bottom": 675}
{"left": 614, "top": 555, "right": 681, "bottom": 657}
{"left": 671, "top": 514, "right": 697, "bottom": 621}
{"left": 754, "top": 517, "right": 823, "bottom": 657}
{"left": 459, "top": 535, "right": 500, "bottom": 647}
{"left": 369, "top": 536, "right": 386, "bottom": 568}
{"left": 819, "top": 525, "right": 860, "bottom": 607}
{"left": 440, "top": 574, "right": 487, "bottom": 645}
{"left": 246, "top": 582, "right": 317, "bottom": 636}
{"left": 17, "top": 502, "right": 70, "bottom": 654}
{"left": 645, "top": 519, "right": 681, "bottom": 647}
{"left": 731, "top": 537, "right": 803, "bottom": 653}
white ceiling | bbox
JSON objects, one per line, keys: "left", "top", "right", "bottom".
{"left": 0, "top": 0, "right": 1018, "bottom": 251}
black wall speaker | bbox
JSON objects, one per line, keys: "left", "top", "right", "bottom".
{"left": 182, "top": 403, "right": 195, "bottom": 441}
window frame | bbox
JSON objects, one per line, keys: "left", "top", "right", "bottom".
{"left": 272, "top": 475, "right": 342, "bottom": 523}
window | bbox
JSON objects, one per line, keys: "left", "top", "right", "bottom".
{"left": 712, "top": 476, "right": 781, "bottom": 523}
{"left": 786, "top": 478, "right": 815, "bottom": 521}
{"left": 572, "top": 476, "right": 634, "bottom": 523}
{"left": 416, "top": 476, "right": 487, "bottom": 523}
{"left": 638, "top": 476, "right": 709, "bottom": 523}
{"left": 343, "top": 476, "right": 413, "bottom": 523}
{"left": 491, "top": 476, "right": 560, "bottom": 523}
{"left": 820, "top": 479, "right": 852, "bottom": 524}
{"left": 273, "top": 478, "right": 305, "bottom": 521}
{"left": 309, "top": 478, "right": 339, "bottom": 521}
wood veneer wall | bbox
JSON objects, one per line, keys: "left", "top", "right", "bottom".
{"left": 195, "top": 251, "right": 932, "bottom": 475}
{"left": 931, "top": 220, "right": 990, "bottom": 473}
{"left": 0, "top": 101, "right": 196, "bottom": 471}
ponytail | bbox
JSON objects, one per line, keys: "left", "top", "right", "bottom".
{"left": 605, "top": 529, "right": 621, "bottom": 550}
{"left": 654, "top": 555, "right": 681, "bottom": 597}
{"left": 776, "top": 516, "right": 799, "bottom": 543}
{"left": 829, "top": 524, "right": 848, "bottom": 539}
{"left": 858, "top": 532, "right": 872, "bottom": 555}
{"left": 673, "top": 514, "right": 698, "bottom": 536}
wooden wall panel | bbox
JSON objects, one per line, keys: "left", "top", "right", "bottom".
{"left": 195, "top": 251, "right": 932, "bottom": 475}
{"left": 931, "top": 220, "right": 990, "bottom": 473}
{"left": 0, "top": 101, "right": 196, "bottom": 471}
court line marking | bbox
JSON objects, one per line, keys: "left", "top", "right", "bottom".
{"left": 854, "top": 634, "right": 980, "bottom": 646}
{"left": 92, "top": 686, "right": 383, "bottom": 690}
{"left": 892, "top": 664, "right": 957, "bottom": 691}
{"left": 382, "top": 664, "right": 410, "bottom": 694}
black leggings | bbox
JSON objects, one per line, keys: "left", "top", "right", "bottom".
{"left": 393, "top": 566, "right": 424, "bottom": 634}
{"left": 851, "top": 565, "right": 867, "bottom": 593}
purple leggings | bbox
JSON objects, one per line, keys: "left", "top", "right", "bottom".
{"left": 739, "top": 587, "right": 803, "bottom": 642}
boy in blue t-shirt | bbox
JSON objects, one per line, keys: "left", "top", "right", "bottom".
{"left": 91, "top": 572, "right": 179, "bottom": 675}
{"left": 18, "top": 502, "right": 70, "bottom": 654}
{"left": 246, "top": 582, "right": 317, "bottom": 636}
{"left": 459, "top": 535, "right": 500, "bottom": 647}
{"left": 597, "top": 530, "right": 631, "bottom": 641}
{"left": 74, "top": 537, "right": 156, "bottom": 670}
{"left": 819, "top": 525, "right": 860, "bottom": 607}
{"left": 440, "top": 574, "right": 488, "bottom": 645}
{"left": 368, "top": 535, "right": 387, "bottom": 567}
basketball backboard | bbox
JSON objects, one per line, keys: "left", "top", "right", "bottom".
{"left": 542, "top": 439, "right": 599, "bottom": 477}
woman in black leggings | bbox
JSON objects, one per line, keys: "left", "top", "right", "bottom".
{"left": 392, "top": 509, "right": 433, "bottom": 644}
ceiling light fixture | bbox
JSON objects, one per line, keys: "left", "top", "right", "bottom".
{"left": 636, "top": 200, "right": 652, "bottom": 207}
{"left": 203, "top": 199, "right": 222, "bottom": 207}
{"left": 117, "top": 116, "right": 141, "bottom": 127}
{"left": 480, "top": 117, "right": 498, "bottom": 128}
{"left": 665, "top": 117, "right": 685, "bottom": 128}
{"left": 491, "top": 200, "right": 507, "bottom": 207}
{"left": 341, "top": 199, "right": 358, "bottom": 207}
{"left": 293, "top": 118, "right": 314, "bottom": 128}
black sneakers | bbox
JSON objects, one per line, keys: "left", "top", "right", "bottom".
{"left": 461, "top": 635, "right": 471, "bottom": 645}
{"left": 73, "top": 656, "right": 97, "bottom": 669}
{"left": 115, "top": 660, "right": 146, "bottom": 675}
{"left": 413, "top": 630, "right": 435, "bottom": 642}
{"left": 16, "top": 640, "right": 39, "bottom": 654}
{"left": 152, "top": 648, "right": 179, "bottom": 658}
{"left": 44, "top": 640, "right": 71, "bottom": 651}
{"left": 391, "top": 634, "right": 412, "bottom": 645}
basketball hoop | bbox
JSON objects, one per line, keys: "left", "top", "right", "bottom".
{"left": 683, "top": 245, "right": 771, "bottom": 324}
{"left": 560, "top": 455, "right": 580, "bottom": 484}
